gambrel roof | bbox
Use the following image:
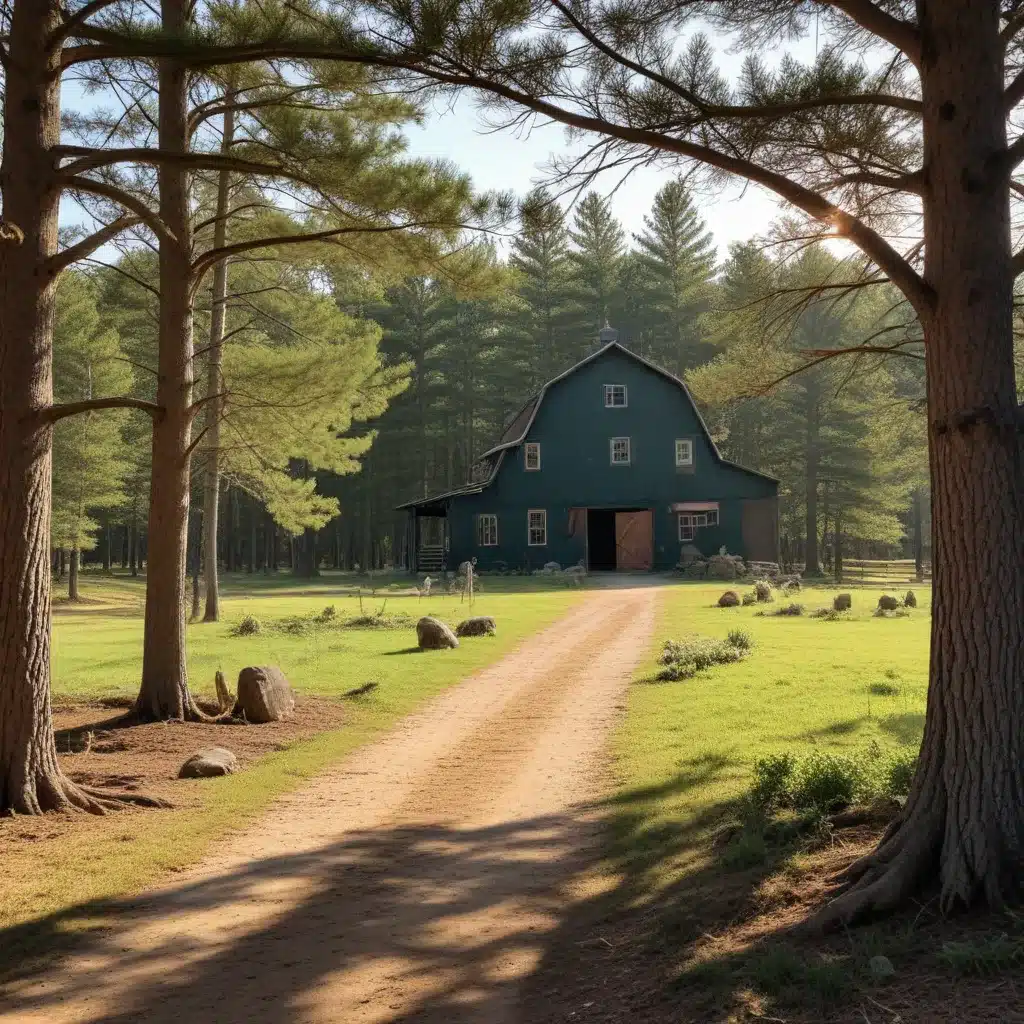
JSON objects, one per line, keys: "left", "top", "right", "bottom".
{"left": 397, "top": 341, "right": 776, "bottom": 511}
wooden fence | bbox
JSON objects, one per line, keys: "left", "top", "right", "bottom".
{"left": 838, "top": 559, "right": 931, "bottom": 584}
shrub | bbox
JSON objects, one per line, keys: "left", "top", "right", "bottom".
{"left": 656, "top": 633, "right": 751, "bottom": 681}
{"left": 938, "top": 934, "right": 1024, "bottom": 975}
{"left": 782, "top": 578, "right": 801, "bottom": 595}
{"left": 881, "top": 752, "right": 917, "bottom": 800}
{"left": 903, "top": 589, "right": 918, "bottom": 608}
{"left": 232, "top": 614, "right": 261, "bottom": 636}
{"left": 727, "top": 628, "right": 753, "bottom": 651}
{"left": 833, "top": 592, "right": 852, "bottom": 612}
{"left": 750, "top": 752, "right": 795, "bottom": 811}
{"left": 742, "top": 592, "right": 757, "bottom": 606}
{"left": 319, "top": 605, "right": 337, "bottom": 621}
{"left": 811, "top": 607, "right": 844, "bottom": 620}
{"left": 774, "top": 602, "right": 804, "bottom": 617}
{"left": 718, "top": 590, "right": 740, "bottom": 608}
{"left": 754, "top": 580, "right": 774, "bottom": 603}
{"left": 877, "top": 594, "right": 900, "bottom": 612}
{"left": 792, "top": 752, "right": 863, "bottom": 812}
{"left": 869, "top": 681, "right": 900, "bottom": 697}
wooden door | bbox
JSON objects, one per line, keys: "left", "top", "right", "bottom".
{"left": 615, "top": 510, "right": 653, "bottom": 570}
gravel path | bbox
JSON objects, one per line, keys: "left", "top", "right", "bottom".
{"left": 3, "top": 583, "right": 657, "bottom": 1024}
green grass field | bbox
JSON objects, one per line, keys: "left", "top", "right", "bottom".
{"left": 611, "top": 581, "right": 930, "bottom": 879}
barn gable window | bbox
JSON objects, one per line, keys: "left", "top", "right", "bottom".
{"left": 477, "top": 514, "right": 498, "bottom": 547}
{"left": 610, "top": 437, "right": 631, "bottom": 465}
{"left": 604, "top": 384, "right": 627, "bottom": 407}
{"left": 524, "top": 442, "right": 541, "bottom": 471}
{"left": 528, "top": 509, "right": 547, "bottom": 546}
{"left": 675, "top": 438, "right": 694, "bottom": 468}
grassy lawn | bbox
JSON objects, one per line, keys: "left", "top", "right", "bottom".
{"left": 613, "top": 580, "right": 929, "bottom": 880}
{"left": 1, "top": 570, "right": 582, "bottom": 953}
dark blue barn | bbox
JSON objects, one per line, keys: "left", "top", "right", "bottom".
{"left": 400, "top": 338, "right": 779, "bottom": 573}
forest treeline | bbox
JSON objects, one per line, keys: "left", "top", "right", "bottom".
{"left": 62, "top": 180, "right": 930, "bottom": 589}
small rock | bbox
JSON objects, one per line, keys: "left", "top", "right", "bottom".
{"left": 718, "top": 590, "right": 740, "bottom": 608}
{"left": 417, "top": 616, "right": 459, "bottom": 650}
{"left": 179, "top": 746, "right": 238, "bottom": 779}
{"left": 833, "top": 592, "right": 852, "bottom": 612}
{"left": 869, "top": 954, "right": 895, "bottom": 981}
{"left": 456, "top": 616, "right": 497, "bottom": 637}
{"left": 233, "top": 666, "right": 296, "bottom": 723}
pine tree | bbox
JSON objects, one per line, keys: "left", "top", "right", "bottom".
{"left": 631, "top": 179, "right": 718, "bottom": 375}
{"left": 567, "top": 192, "right": 625, "bottom": 351}
{"left": 51, "top": 274, "right": 134, "bottom": 601}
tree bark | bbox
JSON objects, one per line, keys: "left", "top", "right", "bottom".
{"left": 0, "top": 2, "right": 154, "bottom": 814}
{"left": 912, "top": 487, "right": 925, "bottom": 579}
{"left": 136, "top": 0, "right": 203, "bottom": 721}
{"left": 201, "top": 99, "right": 234, "bottom": 623}
{"left": 68, "top": 549, "right": 80, "bottom": 602}
{"left": 817, "top": 1, "right": 1024, "bottom": 924}
{"left": 803, "top": 399, "right": 821, "bottom": 576}
{"left": 102, "top": 519, "right": 112, "bottom": 572}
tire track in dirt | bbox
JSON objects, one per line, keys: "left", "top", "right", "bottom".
{"left": 2, "top": 583, "right": 658, "bottom": 1024}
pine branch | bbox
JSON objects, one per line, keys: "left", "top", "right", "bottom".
{"left": 51, "top": 0, "right": 120, "bottom": 46}
{"left": 63, "top": 176, "right": 176, "bottom": 245}
{"left": 824, "top": 1, "right": 922, "bottom": 66}
{"left": 40, "top": 397, "right": 164, "bottom": 425}
{"left": 47, "top": 215, "right": 137, "bottom": 274}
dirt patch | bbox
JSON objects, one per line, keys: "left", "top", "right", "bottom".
{"left": 3, "top": 696, "right": 346, "bottom": 848}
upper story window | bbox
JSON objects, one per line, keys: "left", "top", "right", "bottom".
{"left": 604, "top": 384, "right": 628, "bottom": 408}
{"left": 477, "top": 514, "right": 498, "bottom": 547}
{"left": 675, "top": 438, "right": 694, "bottom": 468}
{"left": 610, "top": 437, "right": 631, "bottom": 465}
{"left": 524, "top": 442, "right": 541, "bottom": 471}
{"left": 528, "top": 509, "right": 547, "bottom": 546}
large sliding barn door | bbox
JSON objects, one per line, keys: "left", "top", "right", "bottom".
{"left": 615, "top": 510, "right": 653, "bottom": 570}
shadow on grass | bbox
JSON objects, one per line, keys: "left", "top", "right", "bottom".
{"left": 381, "top": 646, "right": 426, "bottom": 656}
{"left": 879, "top": 712, "right": 926, "bottom": 745}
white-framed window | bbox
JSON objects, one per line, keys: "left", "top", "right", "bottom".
{"left": 477, "top": 514, "right": 498, "bottom": 547}
{"left": 675, "top": 438, "right": 694, "bottom": 468}
{"left": 610, "top": 437, "right": 631, "bottom": 465}
{"left": 604, "top": 384, "right": 628, "bottom": 408}
{"left": 528, "top": 509, "right": 547, "bottom": 546}
{"left": 524, "top": 442, "right": 541, "bottom": 471}
{"left": 678, "top": 508, "right": 719, "bottom": 541}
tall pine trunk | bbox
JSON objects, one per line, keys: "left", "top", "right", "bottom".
{"left": 821, "top": 1, "right": 1024, "bottom": 922}
{"left": 0, "top": 2, "right": 139, "bottom": 813}
{"left": 201, "top": 100, "right": 234, "bottom": 623}
{"left": 803, "top": 402, "right": 821, "bottom": 576}
{"left": 68, "top": 550, "right": 79, "bottom": 602}
{"left": 136, "top": 0, "right": 202, "bottom": 720}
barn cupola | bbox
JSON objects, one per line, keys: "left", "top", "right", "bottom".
{"left": 598, "top": 322, "right": 618, "bottom": 345}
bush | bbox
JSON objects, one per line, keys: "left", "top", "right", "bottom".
{"left": 833, "top": 592, "right": 852, "bottom": 612}
{"left": 754, "top": 580, "right": 774, "bottom": 603}
{"left": 881, "top": 752, "right": 917, "bottom": 800}
{"left": 727, "top": 628, "right": 753, "bottom": 651}
{"left": 718, "top": 590, "right": 740, "bottom": 608}
{"left": 782, "top": 578, "right": 801, "bottom": 595}
{"left": 319, "top": 605, "right": 337, "bottom": 621}
{"left": 773, "top": 602, "right": 804, "bottom": 617}
{"left": 877, "top": 594, "right": 900, "bottom": 612}
{"left": 750, "top": 752, "right": 795, "bottom": 812}
{"left": 656, "top": 632, "right": 751, "bottom": 681}
{"left": 792, "top": 752, "right": 863, "bottom": 812}
{"left": 742, "top": 592, "right": 757, "bottom": 606}
{"left": 811, "top": 607, "right": 844, "bottom": 620}
{"left": 232, "top": 614, "right": 261, "bottom": 636}
{"left": 903, "top": 589, "right": 918, "bottom": 608}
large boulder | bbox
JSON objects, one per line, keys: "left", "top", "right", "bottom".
{"left": 718, "top": 590, "right": 740, "bottom": 608}
{"left": 707, "top": 555, "right": 739, "bottom": 581}
{"left": 233, "top": 666, "right": 296, "bottom": 723}
{"left": 456, "top": 616, "right": 497, "bottom": 638}
{"left": 417, "top": 616, "right": 459, "bottom": 650}
{"left": 179, "top": 746, "right": 238, "bottom": 779}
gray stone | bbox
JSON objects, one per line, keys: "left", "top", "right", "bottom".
{"left": 417, "top": 616, "right": 459, "bottom": 650}
{"left": 233, "top": 665, "right": 296, "bottom": 723}
{"left": 179, "top": 746, "right": 238, "bottom": 779}
{"left": 456, "top": 616, "right": 497, "bottom": 638}
{"left": 542, "top": 560, "right": 561, "bottom": 572}
{"left": 869, "top": 955, "right": 895, "bottom": 981}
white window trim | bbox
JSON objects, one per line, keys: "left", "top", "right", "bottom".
{"left": 678, "top": 516, "right": 696, "bottom": 542}
{"left": 478, "top": 514, "right": 498, "bottom": 547}
{"left": 678, "top": 508, "right": 719, "bottom": 541}
{"left": 524, "top": 442, "right": 541, "bottom": 471}
{"left": 604, "top": 384, "right": 628, "bottom": 408}
{"left": 527, "top": 508, "right": 548, "bottom": 546}
{"left": 675, "top": 438, "right": 694, "bottom": 468}
{"left": 610, "top": 436, "right": 631, "bottom": 465}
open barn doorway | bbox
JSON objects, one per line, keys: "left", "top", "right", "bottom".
{"left": 587, "top": 508, "right": 654, "bottom": 571}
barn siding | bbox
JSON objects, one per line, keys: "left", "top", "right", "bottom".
{"left": 410, "top": 346, "right": 778, "bottom": 571}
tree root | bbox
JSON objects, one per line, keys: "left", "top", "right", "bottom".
{"left": 6, "top": 770, "right": 170, "bottom": 817}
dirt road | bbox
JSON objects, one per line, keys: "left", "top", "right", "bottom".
{"left": 2, "top": 583, "right": 657, "bottom": 1024}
